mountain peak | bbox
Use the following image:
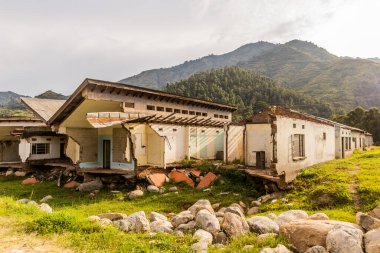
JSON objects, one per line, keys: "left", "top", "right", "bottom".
{"left": 35, "top": 90, "right": 68, "bottom": 100}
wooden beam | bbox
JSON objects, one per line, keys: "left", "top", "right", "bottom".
{"left": 161, "top": 112, "right": 176, "bottom": 121}
{"left": 109, "top": 87, "right": 116, "bottom": 94}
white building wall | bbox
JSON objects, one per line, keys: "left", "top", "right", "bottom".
{"left": 275, "top": 116, "right": 335, "bottom": 182}
{"left": 19, "top": 139, "right": 31, "bottom": 162}
{"left": 245, "top": 124, "right": 273, "bottom": 167}
{"left": 27, "top": 136, "right": 65, "bottom": 160}
{"left": 225, "top": 125, "right": 245, "bottom": 163}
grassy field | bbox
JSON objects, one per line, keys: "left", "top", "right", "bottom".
{"left": 0, "top": 147, "right": 380, "bottom": 252}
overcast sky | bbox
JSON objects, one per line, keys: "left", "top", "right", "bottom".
{"left": 0, "top": 0, "right": 379, "bottom": 96}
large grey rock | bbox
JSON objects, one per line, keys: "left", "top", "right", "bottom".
{"left": 369, "top": 204, "right": 380, "bottom": 219}
{"left": 247, "top": 207, "right": 260, "bottom": 216}
{"left": 39, "top": 195, "right": 53, "bottom": 203}
{"left": 279, "top": 219, "right": 360, "bottom": 253}
{"left": 78, "top": 179, "right": 103, "bottom": 192}
{"left": 188, "top": 199, "right": 215, "bottom": 216}
{"left": 260, "top": 244, "right": 292, "bottom": 253}
{"left": 98, "top": 213, "right": 127, "bottom": 221}
{"left": 308, "top": 213, "right": 329, "bottom": 220}
{"left": 128, "top": 190, "right": 144, "bottom": 200}
{"left": 305, "top": 246, "right": 327, "bottom": 253}
{"left": 193, "top": 229, "right": 213, "bottom": 245}
{"left": 251, "top": 200, "right": 261, "bottom": 207}
{"left": 326, "top": 225, "right": 363, "bottom": 253}
{"left": 195, "top": 209, "right": 220, "bottom": 234}
{"left": 275, "top": 210, "right": 308, "bottom": 226}
{"left": 221, "top": 212, "right": 249, "bottom": 238}
{"left": 113, "top": 219, "right": 131, "bottom": 232}
{"left": 224, "top": 206, "right": 244, "bottom": 218}
{"left": 39, "top": 203, "right": 52, "bottom": 213}
{"left": 147, "top": 185, "right": 160, "bottom": 193}
{"left": 99, "top": 218, "right": 112, "bottom": 227}
{"left": 150, "top": 220, "right": 173, "bottom": 233}
{"left": 247, "top": 216, "right": 279, "bottom": 234}
{"left": 5, "top": 170, "right": 14, "bottom": 176}
{"left": 365, "top": 228, "right": 380, "bottom": 253}
{"left": 16, "top": 198, "right": 30, "bottom": 204}
{"left": 266, "top": 213, "right": 277, "bottom": 220}
{"left": 171, "top": 210, "right": 194, "bottom": 227}
{"left": 177, "top": 220, "right": 196, "bottom": 233}
{"left": 126, "top": 211, "right": 150, "bottom": 232}
{"left": 356, "top": 212, "right": 380, "bottom": 231}
{"left": 214, "top": 231, "right": 228, "bottom": 245}
{"left": 14, "top": 171, "right": 27, "bottom": 177}
{"left": 149, "top": 212, "right": 167, "bottom": 222}
{"left": 229, "top": 203, "right": 245, "bottom": 214}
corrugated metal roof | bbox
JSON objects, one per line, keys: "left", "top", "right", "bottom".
{"left": 21, "top": 97, "right": 66, "bottom": 122}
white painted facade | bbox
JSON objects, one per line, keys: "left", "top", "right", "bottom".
{"left": 19, "top": 135, "right": 66, "bottom": 162}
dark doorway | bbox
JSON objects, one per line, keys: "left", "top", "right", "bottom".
{"left": 341, "top": 137, "right": 345, "bottom": 158}
{"left": 103, "top": 140, "right": 111, "bottom": 169}
{"left": 59, "top": 143, "right": 65, "bottom": 158}
{"left": 256, "top": 151, "right": 266, "bottom": 169}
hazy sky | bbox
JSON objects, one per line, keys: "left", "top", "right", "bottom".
{"left": 0, "top": 0, "right": 379, "bottom": 96}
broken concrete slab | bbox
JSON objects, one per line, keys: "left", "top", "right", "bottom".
{"left": 196, "top": 172, "right": 217, "bottom": 189}
{"left": 21, "top": 177, "right": 38, "bottom": 185}
{"left": 169, "top": 171, "right": 194, "bottom": 188}
{"left": 147, "top": 173, "right": 167, "bottom": 187}
{"left": 190, "top": 170, "right": 201, "bottom": 177}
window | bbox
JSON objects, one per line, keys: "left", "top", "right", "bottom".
{"left": 219, "top": 115, "right": 224, "bottom": 118}
{"left": 124, "top": 102, "right": 135, "bottom": 108}
{"left": 157, "top": 106, "right": 164, "bottom": 112}
{"left": 173, "top": 129, "right": 177, "bottom": 132}
{"left": 189, "top": 111, "right": 195, "bottom": 115}
{"left": 147, "top": 105, "right": 155, "bottom": 110}
{"left": 166, "top": 108, "right": 173, "bottom": 112}
{"left": 182, "top": 110, "right": 188, "bottom": 114}
{"left": 292, "top": 134, "right": 305, "bottom": 159}
{"left": 302, "top": 125, "right": 305, "bottom": 129}
{"left": 196, "top": 112, "right": 201, "bottom": 116}
{"left": 46, "top": 138, "right": 51, "bottom": 141}
{"left": 224, "top": 115, "right": 229, "bottom": 119}
{"left": 32, "top": 143, "right": 50, "bottom": 155}
{"left": 323, "top": 132, "right": 326, "bottom": 140}
{"left": 174, "top": 109, "right": 181, "bottom": 113}
{"left": 202, "top": 113, "right": 208, "bottom": 117}
{"left": 293, "top": 124, "right": 296, "bottom": 128}
{"left": 214, "top": 114, "right": 218, "bottom": 118}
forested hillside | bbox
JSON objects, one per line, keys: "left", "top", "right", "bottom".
{"left": 166, "top": 67, "right": 332, "bottom": 120}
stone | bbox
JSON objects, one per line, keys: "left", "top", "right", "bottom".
{"left": 308, "top": 213, "right": 329, "bottom": 220}
{"left": 147, "top": 185, "right": 160, "bottom": 193}
{"left": 260, "top": 244, "right": 292, "bottom": 253}
{"left": 196, "top": 172, "right": 217, "bottom": 189}
{"left": 171, "top": 210, "right": 194, "bottom": 227}
{"left": 224, "top": 206, "right": 244, "bottom": 218}
{"left": 113, "top": 219, "right": 131, "bottom": 232}
{"left": 356, "top": 212, "right": 380, "bottom": 231}
{"left": 5, "top": 170, "right": 14, "bottom": 176}
{"left": 21, "top": 177, "right": 38, "bottom": 185}
{"left": 88, "top": 215, "right": 101, "bottom": 221}
{"left": 27, "top": 200, "right": 38, "bottom": 206}
{"left": 146, "top": 173, "right": 167, "bottom": 187}
{"left": 229, "top": 203, "right": 245, "bottom": 214}
{"left": 258, "top": 194, "right": 273, "bottom": 203}
{"left": 39, "top": 203, "right": 52, "bottom": 213}
{"left": 150, "top": 220, "right": 173, "bottom": 233}
{"left": 99, "top": 218, "right": 112, "bottom": 227}
{"left": 215, "top": 212, "right": 225, "bottom": 218}
{"left": 365, "top": 228, "right": 380, "bottom": 253}
{"left": 173, "top": 230, "right": 185, "bottom": 237}
{"left": 239, "top": 201, "right": 247, "bottom": 209}
{"left": 247, "top": 216, "right": 279, "bottom": 234}
{"left": 221, "top": 212, "right": 249, "bottom": 238}
{"left": 251, "top": 200, "right": 261, "bottom": 207}
{"left": 218, "top": 207, "right": 226, "bottom": 213}
{"left": 257, "top": 233, "right": 278, "bottom": 243}
{"left": 195, "top": 209, "right": 220, "bottom": 234}
{"left": 191, "top": 241, "right": 208, "bottom": 253}
{"left": 16, "top": 198, "right": 30, "bottom": 204}
{"left": 279, "top": 219, "right": 361, "bottom": 253}
{"left": 63, "top": 181, "right": 81, "bottom": 188}
{"left": 78, "top": 179, "right": 103, "bottom": 192}
{"left": 149, "top": 212, "right": 167, "bottom": 222}
{"left": 211, "top": 202, "right": 221, "bottom": 210}
{"left": 247, "top": 207, "right": 260, "bottom": 216}
{"left": 369, "top": 204, "right": 380, "bottom": 219}
{"left": 128, "top": 189, "right": 144, "bottom": 199}
{"left": 214, "top": 231, "right": 228, "bottom": 245}
{"left": 14, "top": 171, "right": 27, "bottom": 177}
{"left": 98, "top": 213, "right": 127, "bottom": 221}
{"left": 126, "top": 211, "right": 150, "bottom": 232}
{"left": 275, "top": 210, "right": 308, "bottom": 226}
{"left": 168, "top": 186, "right": 178, "bottom": 192}
{"left": 169, "top": 171, "right": 194, "bottom": 188}
{"left": 177, "top": 220, "right": 196, "bottom": 233}
{"left": 193, "top": 229, "right": 213, "bottom": 245}
{"left": 305, "top": 246, "right": 327, "bottom": 253}
{"left": 39, "top": 195, "right": 53, "bottom": 203}
{"left": 188, "top": 199, "right": 215, "bottom": 216}
{"left": 326, "top": 224, "right": 363, "bottom": 253}
{"left": 266, "top": 213, "right": 277, "bottom": 220}
{"left": 159, "top": 188, "right": 165, "bottom": 194}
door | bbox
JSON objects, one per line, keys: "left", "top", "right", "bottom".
{"left": 256, "top": 151, "right": 265, "bottom": 169}
{"left": 200, "top": 130, "right": 208, "bottom": 159}
{"left": 103, "top": 140, "right": 111, "bottom": 169}
{"left": 341, "top": 137, "right": 345, "bottom": 158}
{"left": 59, "top": 143, "right": 66, "bottom": 158}
{"left": 190, "top": 128, "right": 197, "bottom": 158}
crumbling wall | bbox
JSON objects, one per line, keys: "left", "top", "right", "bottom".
{"left": 66, "top": 128, "right": 98, "bottom": 162}
{"left": 66, "top": 137, "right": 80, "bottom": 164}
{"left": 0, "top": 141, "right": 20, "bottom": 162}
{"left": 112, "top": 128, "right": 129, "bottom": 163}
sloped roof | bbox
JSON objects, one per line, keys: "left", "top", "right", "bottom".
{"left": 21, "top": 97, "right": 66, "bottom": 122}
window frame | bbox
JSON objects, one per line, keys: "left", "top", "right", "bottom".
{"left": 292, "top": 134, "right": 305, "bottom": 160}
{"left": 31, "top": 143, "right": 50, "bottom": 155}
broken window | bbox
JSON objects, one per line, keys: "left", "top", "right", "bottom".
{"left": 292, "top": 134, "right": 305, "bottom": 159}
{"left": 32, "top": 143, "right": 50, "bottom": 155}
{"left": 147, "top": 105, "right": 155, "bottom": 110}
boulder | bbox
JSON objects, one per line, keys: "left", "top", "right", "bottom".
{"left": 326, "top": 225, "right": 363, "bottom": 253}
{"left": 113, "top": 219, "right": 131, "bottom": 232}
{"left": 149, "top": 212, "right": 167, "bottom": 222}
{"left": 275, "top": 210, "right": 308, "bottom": 226}
{"left": 308, "top": 213, "right": 329, "bottom": 220}
{"left": 98, "top": 213, "right": 127, "bottom": 221}
{"left": 16, "top": 198, "right": 30, "bottom": 204}
{"left": 171, "top": 210, "right": 194, "bottom": 227}
{"left": 5, "top": 170, "right": 14, "bottom": 176}
{"left": 305, "top": 246, "right": 327, "bottom": 253}
{"left": 146, "top": 173, "right": 167, "bottom": 187}
{"left": 78, "top": 179, "right": 103, "bottom": 192}
{"left": 99, "top": 218, "right": 112, "bottom": 227}
{"left": 177, "top": 220, "right": 196, "bottom": 233}
{"left": 247, "top": 207, "right": 260, "bottom": 216}
{"left": 215, "top": 212, "right": 225, "bottom": 218}
{"left": 260, "top": 244, "right": 292, "bottom": 253}
{"left": 279, "top": 219, "right": 361, "bottom": 253}
{"left": 214, "top": 231, "right": 228, "bottom": 245}
{"left": 39, "top": 203, "right": 53, "bottom": 213}
{"left": 356, "top": 212, "right": 380, "bottom": 231}
{"left": 169, "top": 186, "right": 178, "bottom": 192}
{"left": 369, "top": 204, "right": 380, "bottom": 219}
{"left": 247, "top": 216, "right": 279, "bottom": 234}
{"left": 39, "top": 195, "right": 53, "bottom": 203}
{"left": 221, "top": 212, "right": 249, "bottom": 238}
{"left": 63, "top": 181, "right": 81, "bottom": 188}
{"left": 193, "top": 229, "right": 213, "bottom": 245}
{"left": 147, "top": 185, "right": 160, "bottom": 193}
{"left": 195, "top": 209, "right": 220, "bottom": 234}
{"left": 224, "top": 206, "right": 244, "bottom": 218}
{"left": 266, "top": 213, "right": 277, "bottom": 220}
{"left": 188, "top": 199, "right": 215, "bottom": 216}
{"left": 173, "top": 230, "right": 185, "bottom": 237}
{"left": 15, "top": 171, "right": 27, "bottom": 177}
{"left": 128, "top": 189, "right": 144, "bottom": 199}
{"left": 150, "top": 220, "right": 173, "bottom": 233}
{"left": 21, "top": 177, "right": 38, "bottom": 185}
{"left": 364, "top": 228, "right": 380, "bottom": 253}
{"left": 251, "top": 200, "right": 261, "bottom": 207}
{"left": 88, "top": 215, "right": 101, "bottom": 221}
{"left": 229, "top": 203, "right": 245, "bottom": 214}
{"left": 126, "top": 211, "right": 150, "bottom": 232}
